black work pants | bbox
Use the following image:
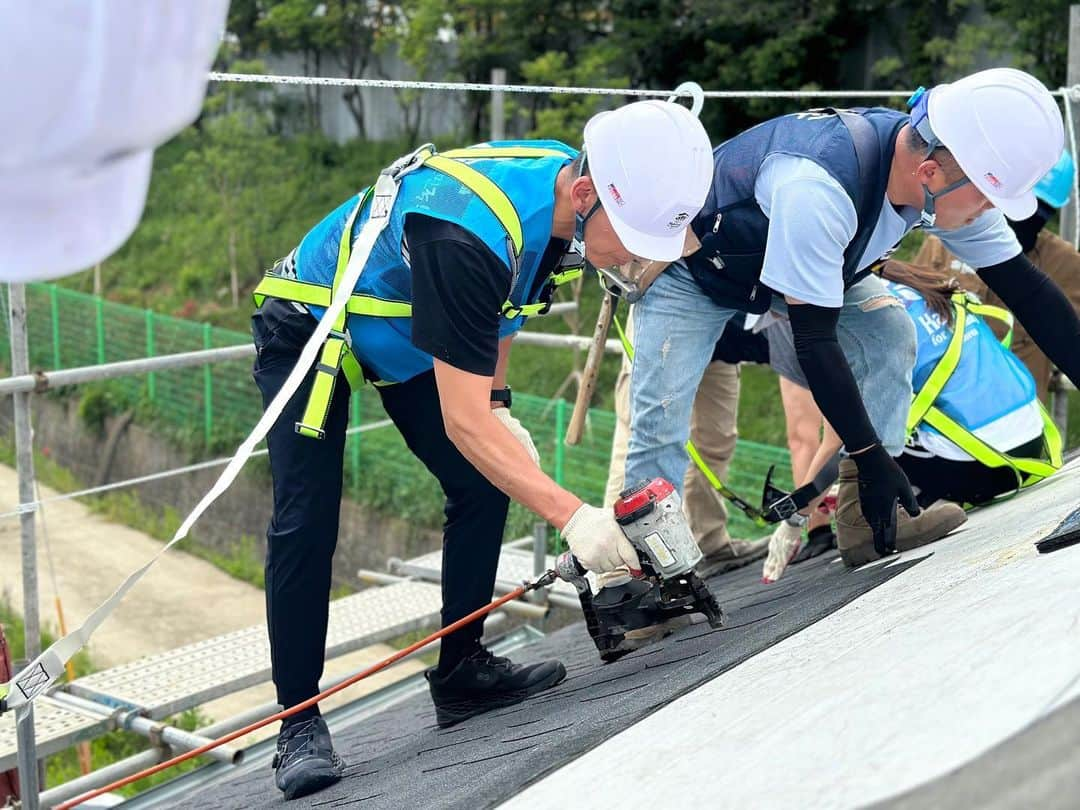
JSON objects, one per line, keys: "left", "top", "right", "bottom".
{"left": 898, "top": 435, "right": 1046, "bottom": 508}
{"left": 252, "top": 300, "right": 508, "bottom": 711}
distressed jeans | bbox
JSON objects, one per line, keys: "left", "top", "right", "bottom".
{"left": 624, "top": 261, "right": 916, "bottom": 493}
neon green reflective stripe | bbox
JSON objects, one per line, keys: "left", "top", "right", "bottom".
{"left": 349, "top": 296, "right": 412, "bottom": 317}
{"left": 921, "top": 404, "right": 1060, "bottom": 484}
{"left": 1039, "top": 400, "right": 1065, "bottom": 468}
{"left": 907, "top": 300, "right": 967, "bottom": 433}
{"left": 503, "top": 301, "right": 549, "bottom": 319}
{"left": 253, "top": 276, "right": 414, "bottom": 318}
{"left": 423, "top": 154, "right": 524, "bottom": 256}
{"left": 966, "top": 301, "right": 1014, "bottom": 349}
{"left": 341, "top": 351, "right": 363, "bottom": 390}
{"left": 440, "top": 147, "right": 571, "bottom": 160}
{"left": 549, "top": 267, "right": 583, "bottom": 286}
{"left": 296, "top": 337, "right": 348, "bottom": 439}
{"left": 295, "top": 194, "right": 367, "bottom": 439}
{"left": 253, "top": 276, "right": 320, "bottom": 309}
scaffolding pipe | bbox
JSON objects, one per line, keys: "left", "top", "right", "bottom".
{"left": 0, "top": 343, "right": 254, "bottom": 396}
{"left": 49, "top": 693, "right": 241, "bottom": 767}
{"left": 0, "top": 303, "right": 589, "bottom": 399}
{"left": 356, "top": 570, "right": 548, "bottom": 620}
{"left": 386, "top": 559, "right": 580, "bottom": 611}
{"left": 9, "top": 282, "right": 41, "bottom": 810}
{"left": 38, "top": 748, "right": 166, "bottom": 808}
{"left": 513, "top": 332, "right": 623, "bottom": 354}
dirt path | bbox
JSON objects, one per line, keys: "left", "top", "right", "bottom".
{"left": 0, "top": 463, "right": 425, "bottom": 730}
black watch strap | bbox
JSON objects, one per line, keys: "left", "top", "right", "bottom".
{"left": 490, "top": 386, "right": 512, "bottom": 407}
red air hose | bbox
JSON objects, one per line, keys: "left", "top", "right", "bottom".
{"left": 56, "top": 577, "right": 550, "bottom": 810}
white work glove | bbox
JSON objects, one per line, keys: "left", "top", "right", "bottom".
{"left": 761, "top": 519, "right": 805, "bottom": 584}
{"left": 561, "top": 504, "right": 642, "bottom": 574}
{"left": 493, "top": 407, "right": 540, "bottom": 467}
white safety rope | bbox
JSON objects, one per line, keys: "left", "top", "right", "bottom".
{"left": 1, "top": 172, "right": 402, "bottom": 713}
{"left": 208, "top": 71, "right": 1080, "bottom": 99}
{"left": 208, "top": 71, "right": 912, "bottom": 98}
{"left": 0, "top": 419, "right": 394, "bottom": 521}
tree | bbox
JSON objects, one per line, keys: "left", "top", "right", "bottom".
{"left": 232, "top": 0, "right": 400, "bottom": 137}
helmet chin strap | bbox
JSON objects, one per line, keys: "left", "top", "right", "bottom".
{"left": 920, "top": 175, "right": 972, "bottom": 227}
{"left": 908, "top": 86, "right": 973, "bottom": 227}
{"left": 573, "top": 150, "right": 602, "bottom": 244}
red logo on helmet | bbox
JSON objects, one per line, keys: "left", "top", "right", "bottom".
{"left": 607, "top": 183, "right": 625, "bottom": 206}
{"left": 984, "top": 172, "right": 1003, "bottom": 189}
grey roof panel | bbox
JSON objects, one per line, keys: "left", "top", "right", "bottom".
{"left": 180, "top": 550, "right": 923, "bottom": 810}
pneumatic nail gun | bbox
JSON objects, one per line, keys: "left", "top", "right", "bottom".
{"left": 555, "top": 478, "right": 723, "bottom": 662}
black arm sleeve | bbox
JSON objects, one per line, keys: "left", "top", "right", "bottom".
{"left": 977, "top": 254, "right": 1080, "bottom": 389}
{"left": 405, "top": 213, "right": 510, "bottom": 377}
{"left": 787, "top": 303, "right": 880, "bottom": 452}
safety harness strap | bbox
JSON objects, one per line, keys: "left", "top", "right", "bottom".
{"left": 921, "top": 402, "right": 1062, "bottom": 486}
{"left": 271, "top": 145, "right": 578, "bottom": 439}
{"left": 253, "top": 275, "right": 412, "bottom": 318}
{"left": 906, "top": 292, "right": 1062, "bottom": 489}
{"left": 966, "top": 300, "right": 1014, "bottom": 348}
{"left": 907, "top": 294, "right": 967, "bottom": 433}
{"left": 295, "top": 190, "right": 367, "bottom": 438}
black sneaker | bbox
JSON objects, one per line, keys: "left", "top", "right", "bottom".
{"left": 273, "top": 716, "right": 345, "bottom": 800}
{"left": 426, "top": 647, "right": 566, "bottom": 728}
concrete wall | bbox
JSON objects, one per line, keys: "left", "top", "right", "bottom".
{"left": 264, "top": 43, "right": 467, "bottom": 143}
{"left": 0, "top": 395, "right": 442, "bottom": 591}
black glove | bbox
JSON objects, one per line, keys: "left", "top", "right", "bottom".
{"left": 851, "top": 444, "right": 920, "bottom": 555}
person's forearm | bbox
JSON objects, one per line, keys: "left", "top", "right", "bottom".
{"left": 979, "top": 255, "right": 1080, "bottom": 387}
{"left": 444, "top": 408, "right": 581, "bottom": 528}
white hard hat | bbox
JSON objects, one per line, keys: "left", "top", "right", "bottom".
{"left": 583, "top": 100, "right": 713, "bottom": 262}
{"left": 0, "top": 1, "right": 228, "bottom": 282}
{"left": 923, "top": 68, "right": 1064, "bottom": 221}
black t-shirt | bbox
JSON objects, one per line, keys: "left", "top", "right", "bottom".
{"left": 406, "top": 213, "right": 566, "bottom": 376}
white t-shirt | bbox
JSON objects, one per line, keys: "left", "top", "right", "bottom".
{"left": 755, "top": 154, "right": 1022, "bottom": 308}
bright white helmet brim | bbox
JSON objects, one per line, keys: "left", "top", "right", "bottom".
{"left": 927, "top": 68, "right": 1062, "bottom": 225}
{"left": 606, "top": 212, "right": 689, "bottom": 262}
{"left": 984, "top": 187, "right": 1038, "bottom": 221}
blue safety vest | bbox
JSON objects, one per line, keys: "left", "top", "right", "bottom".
{"left": 294, "top": 140, "right": 577, "bottom": 383}
{"left": 887, "top": 280, "right": 1036, "bottom": 436}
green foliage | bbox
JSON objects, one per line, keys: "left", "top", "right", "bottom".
{"left": 869, "top": 0, "right": 1070, "bottom": 89}
{"left": 43, "top": 708, "right": 209, "bottom": 798}
{"left": 76, "top": 382, "right": 135, "bottom": 435}
{"left": 517, "top": 49, "right": 629, "bottom": 144}
{"left": 0, "top": 595, "right": 94, "bottom": 679}
{"left": 187, "top": 535, "right": 267, "bottom": 590}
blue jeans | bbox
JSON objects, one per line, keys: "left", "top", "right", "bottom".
{"left": 624, "top": 263, "right": 916, "bottom": 494}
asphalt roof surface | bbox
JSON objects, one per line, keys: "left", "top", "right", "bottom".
{"left": 180, "top": 548, "right": 923, "bottom": 810}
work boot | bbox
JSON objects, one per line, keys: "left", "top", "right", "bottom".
{"left": 426, "top": 646, "right": 566, "bottom": 728}
{"left": 835, "top": 459, "right": 967, "bottom": 566}
{"left": 694, "top": 535, "right": 770, "bottom": 579}
{"left": 273, "top": 715, "right": 345, "bottom": 801}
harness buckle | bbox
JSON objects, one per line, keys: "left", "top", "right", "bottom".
{"left": 383, "top": 143, "right": 436, "bottom": 181}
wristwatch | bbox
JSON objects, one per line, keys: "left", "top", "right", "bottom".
{"left": 490, "top": 386, "right": 512, "bottom": 408}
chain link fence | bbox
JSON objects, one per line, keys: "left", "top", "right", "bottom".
{"left": 0, "top": 284, "right": 791, "bottom": 541}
